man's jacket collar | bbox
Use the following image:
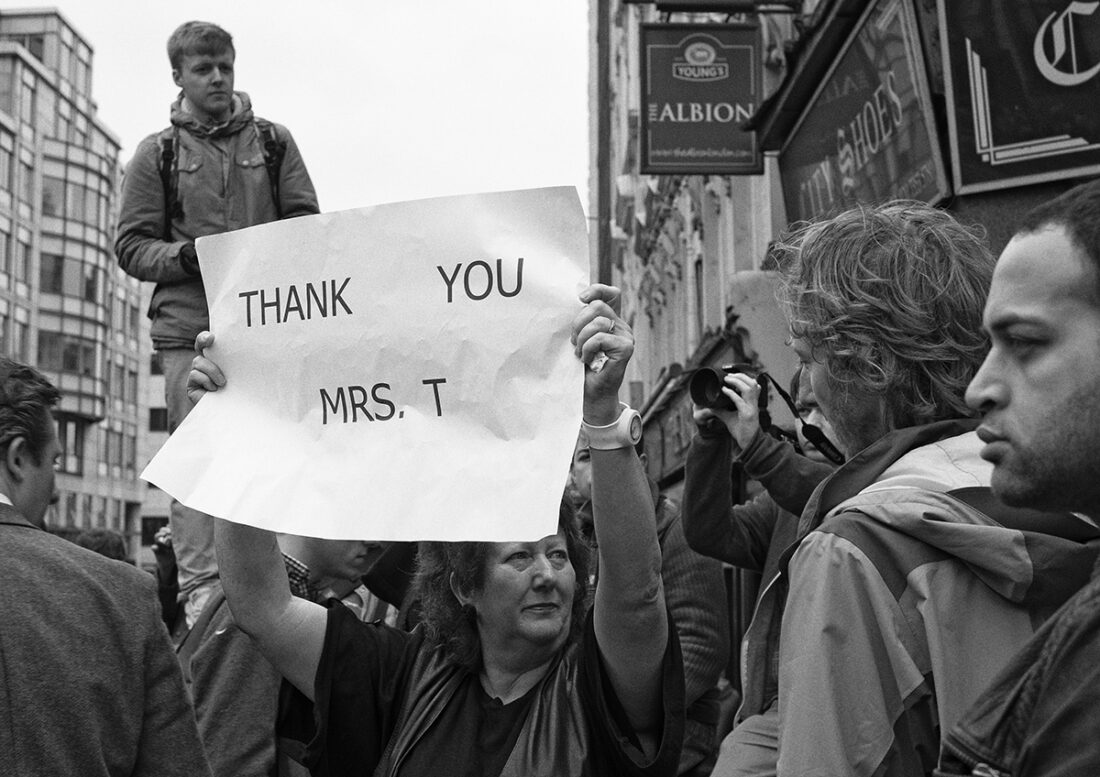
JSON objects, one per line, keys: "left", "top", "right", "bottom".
{"left": 798, "top": 419, "right": 981, "bottom": 537}
{"left": 0, "top": 501, "right": 38, "bottom": 530}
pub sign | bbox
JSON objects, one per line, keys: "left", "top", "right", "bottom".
{"left": 939, "top": 0, "right": 1100, "bottom": 195}
{"left": 779, "top": 0, "right": 948, "bottom": 223}
{"left": 640, "top": 24, "right": 763, "bottom": 175}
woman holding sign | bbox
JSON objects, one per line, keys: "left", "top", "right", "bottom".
{"left": 194, "top": 283, "right": 684, "bottom": 776}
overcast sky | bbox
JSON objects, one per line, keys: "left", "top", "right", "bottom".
{"left": 41, "top": 0, "right": 591, "bottom": 215}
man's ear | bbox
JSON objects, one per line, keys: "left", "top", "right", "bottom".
{"left": 171, "top": 68, "right": 182, "bottom": 88}
{"left": 639, "top": 451, "right": 649, "bottom": 469}
{"left": 449, "top": 572, "right": 473, "bottom": 607}
{"left": 4, "top": 436, "right": 28, "bottom": 484}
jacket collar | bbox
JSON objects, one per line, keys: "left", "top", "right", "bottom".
{"left": 170, "top": 90, "right": 255, "bottom": 138}
{"left": 0, "top": 501, "right": 39, "bottom": 530}
{"left": 797, "top": 418, "right": 981, "bottom": 537}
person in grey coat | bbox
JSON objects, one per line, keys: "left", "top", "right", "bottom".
{"left": 0, "top": 357, "right": 211, "bottom": 776}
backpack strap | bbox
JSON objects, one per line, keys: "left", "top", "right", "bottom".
{"left": 157, "top": 126, "right": 182, "bottom": 240}
{"left": 254, "top": 118, "right": 287, "bottom": 218}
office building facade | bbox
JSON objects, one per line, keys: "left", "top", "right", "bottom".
{"left": 0, "top": 8, "right": 152, "bottom": 561}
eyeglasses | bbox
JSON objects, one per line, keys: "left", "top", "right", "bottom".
{"left": 755, "top": 372, "right": 845, "bottom": 465}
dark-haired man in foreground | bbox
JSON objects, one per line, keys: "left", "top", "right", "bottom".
{"left": 938, "top": 179, "right": 1100, "bottom": 776}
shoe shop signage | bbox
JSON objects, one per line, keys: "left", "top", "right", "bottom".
{"left": 640, "top": 23, "right": 763, "bottom": 175}
{"left": 779, "top": 0, "right": 947, "bottom": 223}
{"left": 939, "top": 0, "right": 1100, "bottom": 194}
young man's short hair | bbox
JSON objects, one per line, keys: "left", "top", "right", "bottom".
{"left": 0, "top": 358, "right": 59, "bottom": 466}
{"left": 167, "top": 21, "right": 234, "bottom": 70}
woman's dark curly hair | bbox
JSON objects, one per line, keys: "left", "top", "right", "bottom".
{"left": 415, "top": 496, "right": 593, "bottom": 673}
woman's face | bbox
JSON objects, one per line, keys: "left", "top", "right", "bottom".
{"left": 460, "top": 531, "right": 577, "bottom": 657}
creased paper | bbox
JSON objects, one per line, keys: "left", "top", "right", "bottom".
{"left": 142, "top": 187, "right": 589, "bottom": 541}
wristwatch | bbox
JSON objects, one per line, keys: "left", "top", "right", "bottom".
{"left": 582, "top": 403, "right": 643, "bottom": 450}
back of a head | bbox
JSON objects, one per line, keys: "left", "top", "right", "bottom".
{"left": 0, "top": 358, "right": 59, "bottom": 468}
{"left": 167, "top": 20, "right": 234, "bottom": 70}
{"left": 73, "top": 528, "right": 128, "bottom": 562}
{"left": 1015, "top": 177, "right": 1100, "bottom": 300}
{"left": 777, "top": 201, "right": 994, "bottom": 429}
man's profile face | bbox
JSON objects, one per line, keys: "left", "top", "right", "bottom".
{"left": 789, "top": 336, "right": 883, "bottom": 457}
{"left": 794, "top": 369, "right": 840, "bottom": 464}
{"left": 966, "top": 224, "right": 1100, "bottom": 513}
{"left": 172, "top": 49, "right": 235, "bottom": 125}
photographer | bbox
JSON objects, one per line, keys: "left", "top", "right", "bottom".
{"left": 682, "top": 366, "right": 836, "bottom": 776}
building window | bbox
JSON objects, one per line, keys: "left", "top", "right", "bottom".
{"left": 19, "top": 79, "right": 34, "bottom": 125}
{"left": 124, "top": 433, "right": 137, "bottom": 475}
{"left": 56, "top": 415, "right": 85, "bottom": 475}
{"left": 40, "top": 253, "right": 63, "bottom": 294}
{"left": 40, "top": 255, "right": 104, "bottom": 302}
{"left": 150, "top": 352, "right": 163, "bottom": 376}
{"left": 107, "top": 430, "right": 122, "bottom": 473}
{"left": 38, "top": 331, "right": 96, "bottom": 377}
{"left": 82, "top": 263, "right": 98, "bottom": 303}
{"left": 80, "top": 494, "right": 91, "bottom": 528}
{"left": 111, "top": 361, "right": 124, "bottom": 401}
{"left": 14, "top": 240, "right": 29, "bottom": 282}
{"left": 149, "top": 407, "right": 168, "bottom": 432}
{"left": 12, "top": 319, "right": 26, "bottom": 361}
{"left": 63, "top": 339, "right": 95, "bottom": 377}
{"left": 36, "top": 331, "right": 59, "bottom": 367}
{"left": 63, "top": 491, "right": 77, "bottom": 526}
{"left": 41, "top": 176, "right": 64, "bottom": 216}
{"left": 9, "top": 34, "right": 46, "bottom": 62}
{"left": 18, "top": 160, "right": 33, "bottom": 205}
{"left": 83, "top": 186, "right": 99, "bottom": 226}
{"left": 0, "top": 59, "right": 13, "bottom": 114}
{"left": 0, "top": 142, "right": 13, "bottom": 193}
{"left": 65, "top": 182, "right": 84, "bottom": 221}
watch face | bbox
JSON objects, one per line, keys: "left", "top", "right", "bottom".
{"left": 628, "top": 414, "right": 643, "bottom": 443}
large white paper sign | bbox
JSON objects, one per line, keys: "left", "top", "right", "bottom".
{"left": 142, "top": 187, "right": 588, "bottom": 541}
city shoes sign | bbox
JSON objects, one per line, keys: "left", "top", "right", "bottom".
{"left": 939, "top": 0, "right": 1100, "bottom": 194}
{"left": 640, "top": 24, "right": 762, "bottom": 175}
{"left": 778, "top": 0, "right": 947, "bottom": 223}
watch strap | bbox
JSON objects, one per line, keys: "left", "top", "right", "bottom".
{"left": 582, "top": 403, "right": 642, "bottom": 450}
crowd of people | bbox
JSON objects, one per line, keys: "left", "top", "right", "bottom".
{"left": 1, "top": 16, "right": 1099, "bottom": 777}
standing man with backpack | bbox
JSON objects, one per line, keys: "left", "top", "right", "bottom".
{"left": 116, "top": 20, "right": 319, "bottom": 630}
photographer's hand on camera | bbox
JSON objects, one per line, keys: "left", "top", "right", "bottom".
{"left": 695, "top": 372, "right": 762, "bottom": 452}
{"left": 572, "top": 284, "right": 633, "bottom": 424}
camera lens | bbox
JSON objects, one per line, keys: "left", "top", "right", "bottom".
{"left": 689, "top": 367, "right": 735, "bottom": 411}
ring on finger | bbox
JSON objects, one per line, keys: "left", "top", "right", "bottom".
{"left": 606, "top": 318, "right": 615, "bottom": 335}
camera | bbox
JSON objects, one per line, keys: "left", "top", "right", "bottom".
{"left": 689, "top": 363, "right": 758, "bottom": 411}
